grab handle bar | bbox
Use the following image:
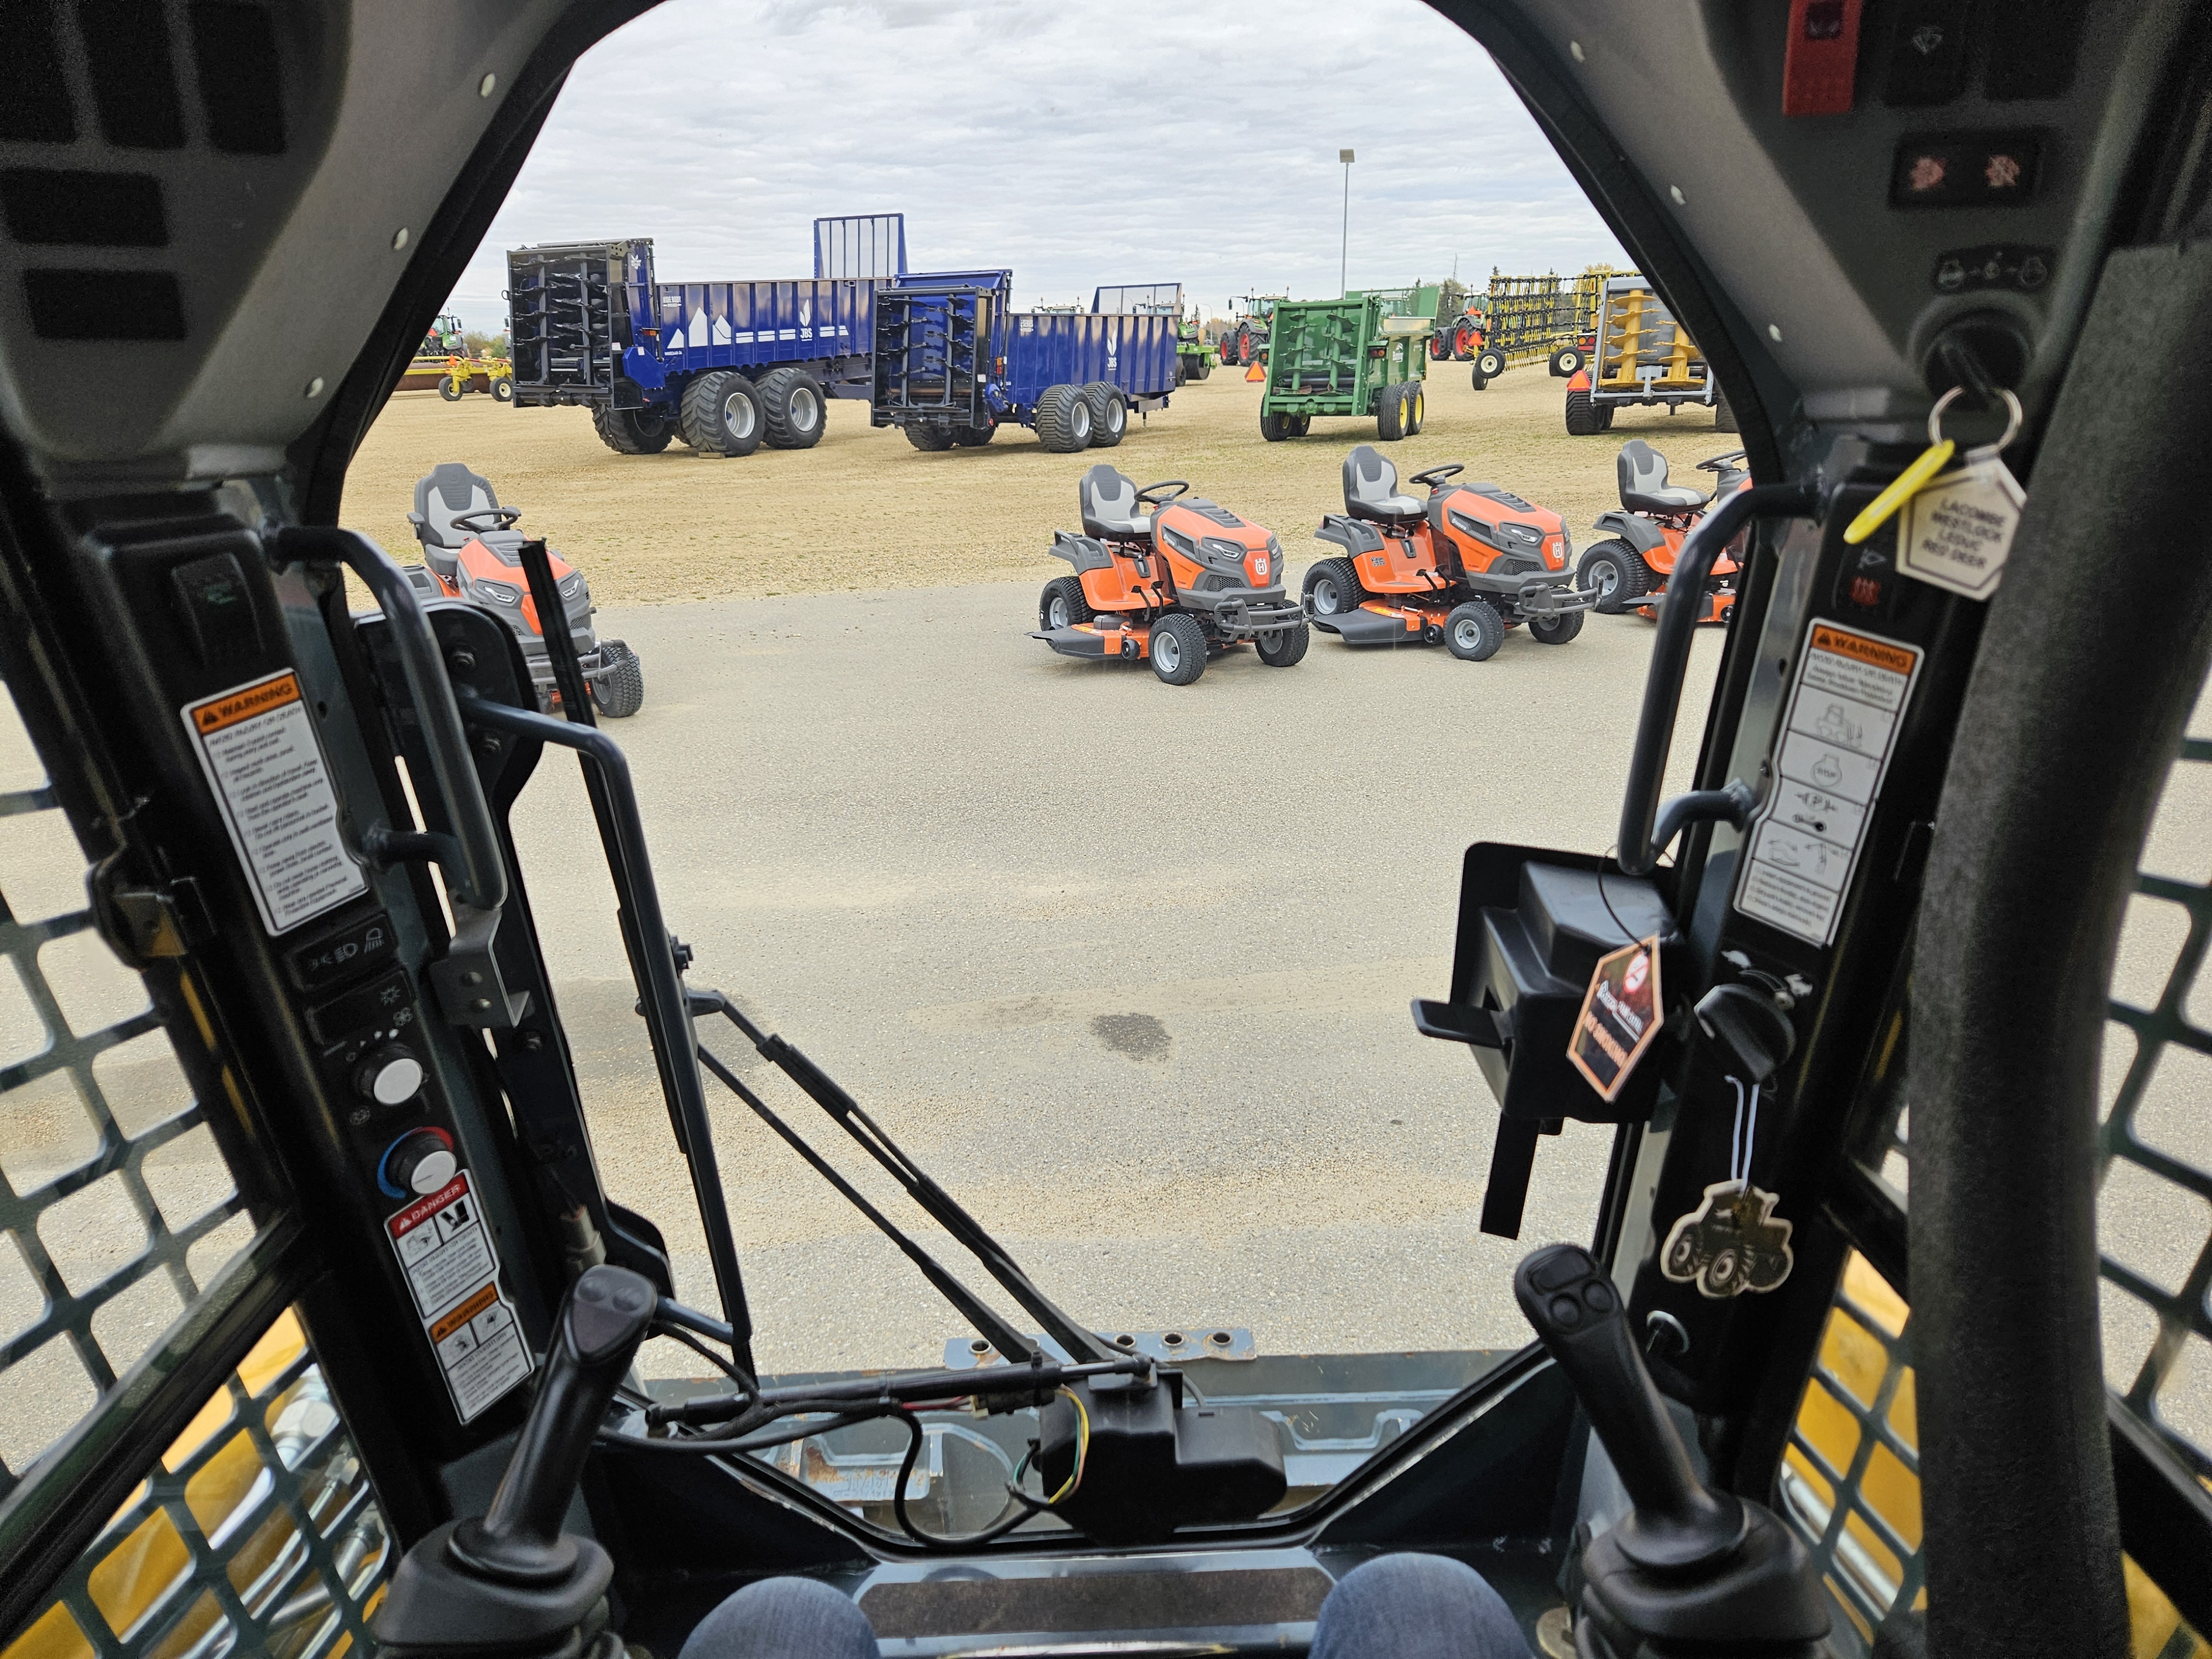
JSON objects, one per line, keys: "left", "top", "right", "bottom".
{"left": 1616, "top": 484, "right": 1816, "bottom": 878}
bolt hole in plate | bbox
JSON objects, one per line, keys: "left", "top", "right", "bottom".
{"left": 943, "top": 1328, "right": 1258, "bottom": 1368}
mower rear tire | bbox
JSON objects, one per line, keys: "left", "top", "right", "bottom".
{"left": 492, "top": 378, "right": 515, "bottom": 403}
{"left": 1578, "top": 539, "right": 1650, "bottom": 614}
{"left": 1406, "top": 385, "right": 1426, "bottom": 435}
{"left": 1474, "top": 348, "right": 1506, "bottom": 380}
{"left": 1304, "top": 558, "right": 1364, "bottom": 618}
{"left": 1564, "top": 389, "right": 1605, "bottom": 436}
{"left": 1259, "top": 409, "right": 1294, "bottom": 442}
{"left": 593, "top": 405, "right": 674, "bottom": 454}
{"left": 756, "top": 367, "right": 827, "bottom": 449}
{"left": 1148, "top": 613, "right": 1206, "bottom": 685}
{"left": 592, "top": 641, "right": 645, "bottom": 718}
{"left": 1035, "top": 384, "right": 1094, "bottom": 453}
{"left": 953, "top": 420, "right": 996, "bottom": 446}
{"left": 683, "top": 372, "right": 764, "bottom": 456}
{"left": 1255, "top": 620, "right": 1310, "bottom": 667}
{"left": 1083, "top": 383, "right": 1128, "bottom": 447}
{"left": 1040, "top": 577, "right": 1092, "bottom": 631}
{"left": 1377, "top": 383, "right": 1408, "bottom": 442}
{"left": 1528, "top": 610, "right": 1585, "bottom": 645}
{"left": 1444, "top": 599, "right": 1505, "bottom": 662}
{"left": 905, "top": 422, "right": 956, "bottom": 451}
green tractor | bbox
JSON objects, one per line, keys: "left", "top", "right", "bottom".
{"left": 1257, "top": 292, "right": 1433, "bottom": 441}
{"left": 1218, "top": 291, "right": 1284, "bottom": 367}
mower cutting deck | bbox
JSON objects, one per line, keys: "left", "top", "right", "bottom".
{"left": 1303, "top": 446, "right": 1593, "bottom": 661}
{"left": 1029, "top": 465, "right": 1309, "bottom": 685}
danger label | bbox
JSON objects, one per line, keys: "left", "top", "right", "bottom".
{"left": 387, "top": 1171, "right": 531, "bottom": 1422}
{"left": 1735, "top": 623, "right": 1922, "bottom": 946}
{"left": 182, "top": 671, "right": 366, "bottom": 935}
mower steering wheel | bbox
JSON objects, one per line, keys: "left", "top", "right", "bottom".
{"left": 1410, "top": 463, "right": 1464, "bottom": 487}
{"left": 1134, "top": 481, "right": 1190, "bottom": 508}
{"left": 452, "top": 507, "right": 524, "bottom": 534}
{"left": 1695, "top": 451, "right": 1747, "bottom": 472}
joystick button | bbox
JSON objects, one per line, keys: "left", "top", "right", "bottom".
{"left": 1583, "top": 1280, "right": 1617, "bottom": 1314}
{"left": 1550, "top": 1295, "right": 1583, "bottom": 1328}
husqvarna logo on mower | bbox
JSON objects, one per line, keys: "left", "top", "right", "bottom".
{"left": 1254, "top": 554, "right": 1269, "bottom": 580}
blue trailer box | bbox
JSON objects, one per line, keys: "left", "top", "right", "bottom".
{"left": 873, "top": 271, "right": 1179, "bottom": 454}
{"left": 505, "top": 214, "right": 909, "bottom": 456}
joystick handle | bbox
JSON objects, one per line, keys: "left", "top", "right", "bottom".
{"left": 1514, "top": 1243, "right": 1744, "bottom": 1571}
{"left": 450, "top": 1265, "right": 657, "bottom": 1582}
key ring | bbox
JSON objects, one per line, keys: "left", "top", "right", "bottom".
{"left": 1928, "top": 384, "right": 2022, "bottom": 453}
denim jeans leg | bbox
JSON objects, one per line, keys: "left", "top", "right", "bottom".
{"left": 1310, "top": 1554, "right": 1534, "bottom": 1659}
{"left": 677, "top": 1577, "right": 879, "bottom": 1659}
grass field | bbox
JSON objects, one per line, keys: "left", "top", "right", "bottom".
{"left": 342, "top": 359, "right": 1734, "bottom": 605}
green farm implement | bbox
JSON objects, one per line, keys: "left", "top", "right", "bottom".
{"left": 1257, "top": 293, "right": 1432, "bottom": 442}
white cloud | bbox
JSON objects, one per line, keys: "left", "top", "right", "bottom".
{"left": 444, "top": 0, "right": 1629, "bottom": 332}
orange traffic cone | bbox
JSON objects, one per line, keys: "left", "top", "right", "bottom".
{"left": 1244, "top": 355, "right": 1266, "bottom": 383}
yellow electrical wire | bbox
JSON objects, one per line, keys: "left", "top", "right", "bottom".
{"left": 1047, "top": 1386, "right": 1091, "bottom": 1505}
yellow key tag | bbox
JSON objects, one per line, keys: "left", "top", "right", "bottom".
{"left": 1844, "top": 439, "right": 1954, "bottom": 545}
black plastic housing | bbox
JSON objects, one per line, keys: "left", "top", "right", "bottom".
{"left": 1036, "top": 1374, "right": 1287, "bottom": 1545}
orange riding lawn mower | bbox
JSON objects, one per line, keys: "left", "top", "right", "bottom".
{"left": 1575, "top": 441, "right": 1750, "bottom": 622}
{"left": 405, "top": 463, "right": 645, "bottom": 716}
{"left": 1029, "top": 465, "right": 1311, "bottom": 685}
{"left": 1301, "top": 446, "right": 1593, "bottom": 661}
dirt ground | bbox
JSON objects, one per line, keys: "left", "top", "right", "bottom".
{"left": 342, "top": 363, "right": 1734, "bottom": 604}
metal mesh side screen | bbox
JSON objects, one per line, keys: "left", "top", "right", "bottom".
{"left": 1, "top": 1310, "right": 390, "bottom": 1659}
{"left": 0, "top": 680, "right": 255, "bottom": 1495}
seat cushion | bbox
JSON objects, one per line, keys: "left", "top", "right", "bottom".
{"left": 1079, "top": 463, "right": 1152, "bottom": 538}
{"left": 1343, "top": 445, "right": 1422, "bottom": 521}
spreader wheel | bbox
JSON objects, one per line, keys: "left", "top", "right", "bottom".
{"left": 1083, "top": 383, "right": 1128, "bottom": 447}
{"left": 1148, "top": 613, "right": 1207, "bottom": 685}
{"left": 1376, "top": 383, "right": 1408, "bottom": 441}
{"left": 1564, "top": 389, "right": 1606, "bottom": 436}
{"left": 1444, "top": 599, "right": 1505, "bottom": 661}
{"left": 1255, "top": 621, "right": 1310, "bottom": 667}
{"left": 1406, "top": 385, "right": 1426, "bottom": 435}
{"left": 1303, "top": 558, "right": 1364, "bottom": 618}
{"left": 1040, "top": 577, "right": 1092, "bottom": 631}
{"left": 1035, "top": 384, "right": 1094, "bottom": 453}
{"left": 904, "top": 422, "right": 956, "bottom": 451}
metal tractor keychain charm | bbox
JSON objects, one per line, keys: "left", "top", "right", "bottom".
{"left": 1660, "top": 1078, "right": 1794, "bottom": 1298}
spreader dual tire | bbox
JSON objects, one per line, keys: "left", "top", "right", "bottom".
{"left": 1445, "top": 599, "right": 1505, "bottom": 661}
{"left": 953, "top": 420, "right": 997, "bottom": 446}
{"left": 905, "top": 422, "right": 957, "bottom": 451}
{"left": 1259, "top": 409, "right": 1295, "bottom": 442}
{"left": 755, "top": 367, "right": 826, "bottom": 449}
{"left": 1528, "top": 610, "right": 1585, "bottom": 645}
{"left": 1564, "top": 389, "right": 1608, "bottom": 436}
{"left": 1255, "top": 620, "right": 1310, "bottom": 667}
{"left": 1083, "top": 383, "right": 1128, "bottom": 447}
{"left": 1035, "top": 384, "right": 1094, "bottom": 453}
{"left": 1406, "top": 384, "right": 1426, "bottom": 435}
{"left": 1303, "top": 558, "right": 1364, "bottom": 618}
{"left": 681, "top": 372, "right": 764, "bottom": 456}
{"left": 1040, "top": 577, "right": 1092, "bottom": 631}
{"left": 593, "top": 405, "right": 674, "bottom": 454}
{"left": 1577, "top": 539, "right": 1651, "bottom": 613}
{"left": 1376, "top": 383, "right": 1409, "bottom": 441}
{"left": 1148, "top": 613, "right": 1207, "bottom": 685}
{"left": 592, "top": 641, "right": 645, "bottom": 718}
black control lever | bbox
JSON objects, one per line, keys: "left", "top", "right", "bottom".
{"left": 375, "top": 1266, "right": 657, "bottom": 1655}
{"left": 1514, "top": 1244, "right": 1828, "bottom": 1657}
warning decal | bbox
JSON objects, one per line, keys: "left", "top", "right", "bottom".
{"left": 181, "top": 671, "right": 367, "bottom": 935}
{"left": 386, "top": 1171, "right": 533, "bottom": 1423}
{"left": 1734, "top": 622, "right": 1923, "bottom": 946}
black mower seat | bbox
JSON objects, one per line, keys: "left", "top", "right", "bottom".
{"left": 1344, "top": 446, "right": 1423, "bottom": 520}
{"left": 1080, "top": 465, "right": 1152, "bottom": 539}
{"left": 1618, "top": 439, "right": 1709, "bottom": 514}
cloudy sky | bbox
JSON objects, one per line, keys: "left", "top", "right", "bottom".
{"left": 443, "top": 0, "right": 1629, "bottom": 331}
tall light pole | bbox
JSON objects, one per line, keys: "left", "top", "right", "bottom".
{"left": 1339, "top": 149, "right": 1355, "bottom": 297}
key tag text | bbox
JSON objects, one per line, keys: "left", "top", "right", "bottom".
{"left": 1898, "top": 384, "right": 2026, "bottom": 601}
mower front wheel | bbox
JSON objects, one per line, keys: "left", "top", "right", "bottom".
{"left": 1304, "top": 558, "right": 1364, "bottom": 618}
{"left": 1083, "top": 383, "right": 1128, "bottom": 448}
{"left": 1040, "top": 577, "right": 1092, "bottom": 631}
{"left": 1148, "top": 613, "right": 1207, "bottom": 685}
{"left": 1255, "top": 621, "right": 1310, "bottom": 667}
{"left": 1444, "top": 599, "right": 1505, "bottom": 662}
{"left": 592, "top": 641, "right": 645, "bottom": 718}
{"left": 1528, "top": 610, "right": 1585, "bottom": 645}
{"left": 1578, "top": 539, "right": 1650, "bottom": 614}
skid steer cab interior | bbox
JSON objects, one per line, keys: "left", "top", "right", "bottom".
{"left": 408, "top": 464, "right": 645, "bottom": 717}
{"left": 1029, "top": 463, "right": 1310, "bottom": 683}
{"left": 3, "top": 4, "right": 2212, "bottom": 1659}
{"left": 1305, "top": 445, "right": 1591, "bottom": 661}
{"left": 1577, "top": 441, "right": 1750, "bottom": 623}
